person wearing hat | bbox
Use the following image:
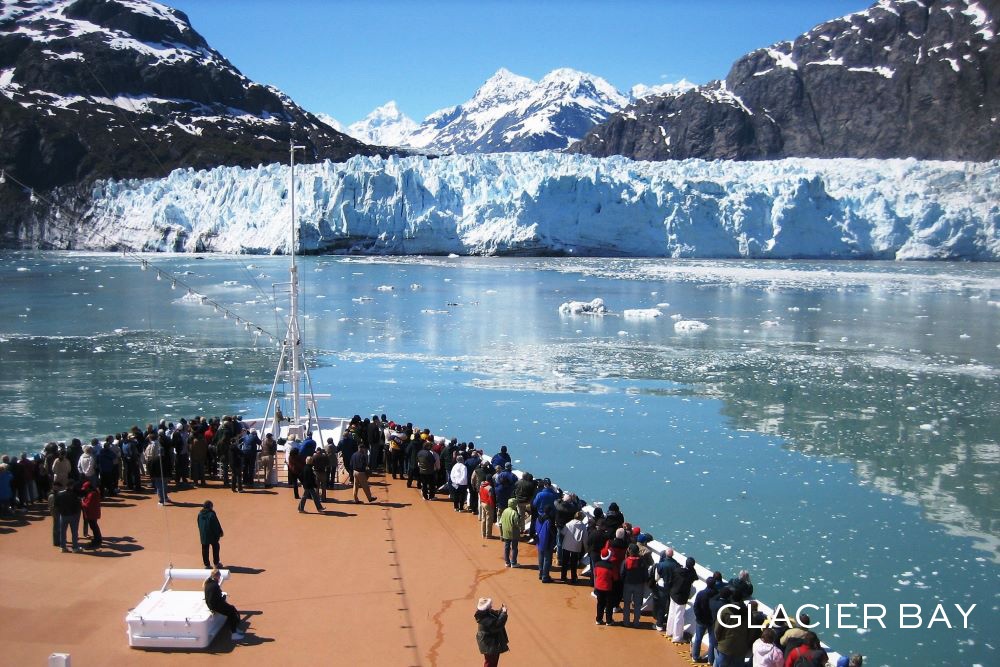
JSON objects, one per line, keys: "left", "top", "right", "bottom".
{"left": 474, "top": 597, "right": 509, "bottom": 667}
{"left": 592, "top": 546, "right": 619, "bottom": 625}
{"left": 349, "top": 444, "right": 377, "bottom": 504}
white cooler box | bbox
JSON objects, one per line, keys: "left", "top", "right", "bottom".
{"left": 126, "top": 568, "right": 229, "bottom": 649}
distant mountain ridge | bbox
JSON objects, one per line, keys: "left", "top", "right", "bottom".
{"left": 403, "top": 67, "right": 630, "bottom": 153}
{"left": 346, "top": 101, "right": 418, "bottom": 147}
{"left": 571, "top": 0, "right": 1000, "bottom": 161}
{"left": 0, "top": 0, "right": 379, "bottom": 197}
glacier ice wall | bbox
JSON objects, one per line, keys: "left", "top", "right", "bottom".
{"left": 80, "top": 152, "right": 1000, "bottom": 260}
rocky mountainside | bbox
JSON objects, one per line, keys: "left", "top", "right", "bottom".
{"left": 405, "top": 67, "right": 629, "bottom": 153}
{"left": 571, "top": 0, "right": 999, "bottom": 161}
{"left": 0, "top": 0, "right": 380, "bottom": 198}
{"left": 346, "top": 100, "right": 418, "bottom": 147}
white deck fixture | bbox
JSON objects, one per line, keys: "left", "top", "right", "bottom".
{"left": 125, "top": 568, "right": 230, "bottom": 649}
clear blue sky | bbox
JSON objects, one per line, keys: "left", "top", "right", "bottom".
{"left": 167, "top": 0, "right": 873, "bottom": 125}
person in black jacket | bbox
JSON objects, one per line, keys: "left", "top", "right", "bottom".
{"left": 474, "top": 597, "right": 509, "bottom": 666}
{"left": 55, "top": 485, "right": 83, "bottom": 552}
{"left": 228, "top": 437, "right": 243, "bottom": 493}
{"left": 204, "top": 569, "right": 243, "bottom": 641}
{"left": 297, "top": 457, "right": 325, "bottom": 513}
{"left": 667, "top": 556, "right": 698, "bottom": 642}
{"left": 691, "top": 575, "right": 719, "bottom": 663}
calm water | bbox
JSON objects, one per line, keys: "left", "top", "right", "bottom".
{"left": 1, "top": 251, "right": 998, "bottom": 666}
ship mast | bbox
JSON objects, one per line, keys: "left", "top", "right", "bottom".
{"left": 262, "top": 139, "right": 324, "bottom": 444}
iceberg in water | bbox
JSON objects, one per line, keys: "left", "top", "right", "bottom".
{"left": 74, "top": 152, "right": 1000, "bottom": 260}
{"left": 559, "top": 298, "right": 608, "bottom": 315}
{"left": 674, "top": 320, "right": 709, "bottom": 333}
{"left": 623, "top": 308, "right": 661, "bottom": 319}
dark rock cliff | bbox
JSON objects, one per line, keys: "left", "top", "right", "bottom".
{"left": 0, "top": 0, "right": 383, "bottom": 243}
{"left": 571, "top": 0, "right": 999, "bottom": 161}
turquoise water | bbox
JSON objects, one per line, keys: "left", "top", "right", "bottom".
{"left": 1, "top": 251, "right": 998, "bottom": 665}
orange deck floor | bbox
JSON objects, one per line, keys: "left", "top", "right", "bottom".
{"left": 1, "top": 471, "right": 694, "bottom": 666}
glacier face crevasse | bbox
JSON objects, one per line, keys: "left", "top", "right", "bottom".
{"left": 76, "top": 153, "right": 1000, "bottom": 260}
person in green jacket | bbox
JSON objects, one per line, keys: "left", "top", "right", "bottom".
{"left": 197, "top": 500, "right": 224, "bottom": 568}
{"left": 498, "top": 498, "right": 522, "bottom": 568}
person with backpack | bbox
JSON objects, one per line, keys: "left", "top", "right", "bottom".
{"left": 784, "top": 632, "right": 828, "bottom": 667}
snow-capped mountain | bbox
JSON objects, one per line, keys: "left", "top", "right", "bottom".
{"left": 40, "top": 153, "right": 999, "bottom": 259}
{"left": 345, "top": 101, "right": 418, "bottom": 147}
{"left": 405, "top": 68, "right": 630, "bottom": 153}
{"left": 573, "top": 0, "right": 999, "bottom": 161}
{"left": 0, "top": 0, "right": 377, "bottom": 198}
{"left": 315, "top": 113, "right": 344, "bottom": 132}
{"left": 630, "top": 79, "right": 697, "bottom": 101}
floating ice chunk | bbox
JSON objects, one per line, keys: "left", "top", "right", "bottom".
{"left": 176, "top": 292, "right": 205, "bottom": 304}
{"left": 623, "top": 308, "right": 661, "bottom": 319}
{"left": 674, "top": 320, "right": 709, "bottom": 333}
{"left": 485, "top": 289, "right": 497, "bottom": 294}
{"left": 656, "top": 302, "right": 670, "bottom": 308}
{"left": 670, "top": 313, "right": 683, "bottom": 321}
{"left": 959, "top": 333, "right": 971, "bottom": 339}
{"left": 787, "top": 306, "right": 800, "bottom": 312}
{"left": 352, "top": 296, "right": 373, "bottom": 303}
{"left": 448, "top": 253, "right": 460, "bottom": 258}
{"left": 223, "top": 280, "right": 239, "bottom": 286}
{"left": 16, "top": 267, "right": 28, "bottom": 272}
{"left": 410, "top": 284, "right": 422, "bottom": 290}
{"left": 578, "top": 444, "right": 593, "bottom": 449}
{"left": 617, "top": 330, "right": 628, "bottom": 336}
{"left": 640, "top": 450, "right": 662, "bottom": 456}
{"left": 377, "top": 285, "right": 394, "bottom": 291}
{"left": 421, "top": 309, "right": 448, "bottom": 315}
{"left": 559, "top": 298, "right": 607, "bottom": 315}
{"left": 919, "top": 423, "right": 934, "bottom": 431}
{"left": 761, "top": 320, "right": 780, "bottom": 327}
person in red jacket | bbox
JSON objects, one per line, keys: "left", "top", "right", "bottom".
{"left": 592, "top": 547, "right": 619, "bottom": 625}
{"left": 80, "top": 481, "right": 102, "bottom": 549}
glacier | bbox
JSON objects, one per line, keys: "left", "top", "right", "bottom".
{"left": 75, "top": 152, "right": 1000, "bottom": 260}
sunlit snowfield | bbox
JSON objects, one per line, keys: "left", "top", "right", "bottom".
{"left": 1, "top": 251, "right": 998, "bottom": 665}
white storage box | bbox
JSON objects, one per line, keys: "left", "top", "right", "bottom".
{"left": 126, "top": 568, "right": 229, "bottom": 649}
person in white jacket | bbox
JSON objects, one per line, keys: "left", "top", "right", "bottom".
{"left": 559, "top": 511, "right": 588, "bottom": 583}
{"left": 450, "top": 455, "right": 469, "bottom": 512}
{"left": 752, "top": 628, "right": 784, "bottom": 667}
{"left": 77, "top": 445, "right": 97, "bottom": 488}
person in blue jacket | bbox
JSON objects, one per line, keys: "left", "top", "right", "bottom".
{"left": 534, "top": 508, "right": 556, "bottom": 583}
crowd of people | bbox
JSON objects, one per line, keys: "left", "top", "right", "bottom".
{"left": 1, "top": 412, "right": 864, "bottom": 665}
